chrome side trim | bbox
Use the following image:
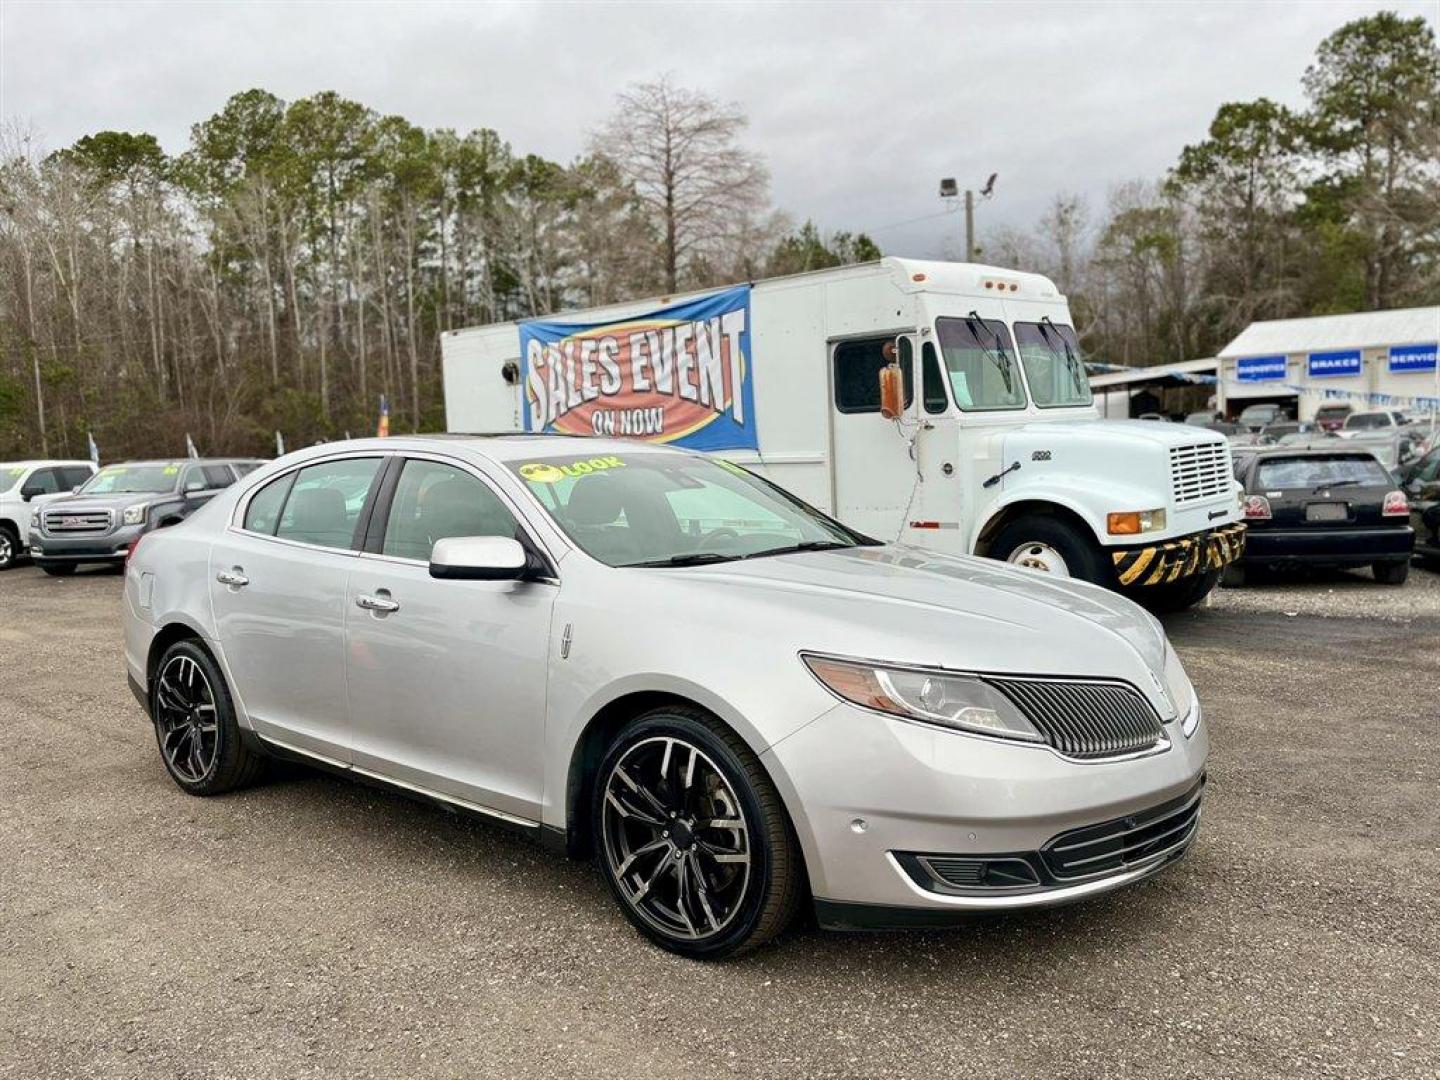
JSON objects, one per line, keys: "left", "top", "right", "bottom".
{"left": 253, "top": 732, "right": 539, "bottom": 830}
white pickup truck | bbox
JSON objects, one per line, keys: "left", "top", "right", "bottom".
{"left": 0, "top": 460, "right": 98, "bottom": 570}
{"left": 441, "top": 258, "right": 1246, "bottom": 610}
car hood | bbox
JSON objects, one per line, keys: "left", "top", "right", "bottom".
{"left": 40, "top": 492, "right": 170, "bottom": 512}
{"left": 673, "top": 545, "right": 1168, "bottom": 680}
{"left": 1015, "top": 418, "right": 1223, "bottom": 451}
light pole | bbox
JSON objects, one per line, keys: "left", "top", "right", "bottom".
{"left": 940, "top": 173, "right": 997, "bottom": 262}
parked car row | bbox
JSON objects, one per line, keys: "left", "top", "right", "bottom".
{"left": 0, "top": 457, "right": 263, "bottom": 574}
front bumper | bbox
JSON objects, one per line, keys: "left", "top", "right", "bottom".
{"left": 30, "top": 523, "right": 144, "bottom": 562}
{"left": 763, "top": 697, "right": 1208, "bottom": 923}
{"left": 1243, "top": 525, "right": 1413, "bottom": 565}
{"left": 1112, "top": 523, "right": 1246, "bottom": 587}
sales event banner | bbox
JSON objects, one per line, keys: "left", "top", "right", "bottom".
{"left": 1389, "top": 342, "right": 1437, "bottom": 374}
{"left": 1236, "top": 355, "right": 1287, "bottom": 382}
{"left": 518, "top": 286, "right": 758, "bottom": 451}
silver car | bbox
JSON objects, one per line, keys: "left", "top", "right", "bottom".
{"left": 122, "top": 436, "right": 1207, "bottom": 958}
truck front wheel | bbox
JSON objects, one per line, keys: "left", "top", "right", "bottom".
{"left": 989, "top": 516, "right": 1113, "bottom": 587}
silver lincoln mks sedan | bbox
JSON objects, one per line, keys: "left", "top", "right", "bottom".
{"left": 123, "top": 435, "right": 1207, "bottom": 958}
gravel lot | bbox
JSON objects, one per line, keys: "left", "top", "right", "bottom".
{"left": 1, "top": 562, "right": 1436, "bottom": 1080}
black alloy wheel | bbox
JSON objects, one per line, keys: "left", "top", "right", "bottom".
{"left": 594, "top": 707, "right": 803, "bottom": 959}
{"left": 150, "top": 639, "right": 265, "bottom": 795}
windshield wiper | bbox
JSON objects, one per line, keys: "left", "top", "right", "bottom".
{"left": 1312, "top": 479, "right": 1362, "bottom": 493}
{"left": 624, "top": 552, "right": 740, "bottom": 568}
{"left": 740, "top": 539, "right": 854, "bottom": 561}
{"left": 1039, "top": 316, "right": 1086, "bottom": 393}
{"left": 966, "top": 311, "right": 1014, "bottom": 393}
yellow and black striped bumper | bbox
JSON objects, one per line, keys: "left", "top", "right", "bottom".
{"left": 1112, "top": 523, "right": 1247, "bottom": 587}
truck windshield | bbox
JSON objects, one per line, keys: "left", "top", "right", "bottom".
{"left": 1014, "top": 321, "right": 1093, "bottom": 407}
{"left": 79, "top": 465, "right": 180, "bottom": 495}
{"left": 507, "top": 452, "right": 867, "bottom": 567}
{"left": 934, "top": 317, "right": 1026, "bottom": 411}
{"left": 1, "top": 466, "right": 24, "bottom": 494}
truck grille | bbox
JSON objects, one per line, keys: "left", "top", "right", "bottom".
{"left": 43, "top": 509, "right": 112, "bottom": 534}
{"left": 987, "top": 676, "right": 1165, "bottom": 760}
{"left": 1169, "top": 442, "right": 1231, "bottom": 504}
{"left": 1042, "top": 780, "right": 1204, "bottom": 880}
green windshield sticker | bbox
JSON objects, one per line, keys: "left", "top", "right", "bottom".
{"left": 518, "top": 456, "right": 627, "bottom": 484}
{"left": 162, "top": 466, "right": 179, "bottom": 475}
{"left": 715, "top": 459, "right": 750, "bottom": 477}
{"left": 6, "top": 467, "right": 23, "bottom": 476}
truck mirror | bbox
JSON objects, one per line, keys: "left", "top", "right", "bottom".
{"left": 879, "top": 363, "right": 905, "bottom": 420}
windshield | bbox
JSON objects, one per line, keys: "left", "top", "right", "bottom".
{"left": 79, "top": 464, "right": 180, "bottom": 495}
{"left": 934, "top": 316, "right": 1026, "bottom": 410}
{"left": 1, "top": 465, "right": 24, "bottom": 494}
{"left": 1255, "top": 455, "right": 1391, "bottom": 489}
{"left": 1013, "top": 321, "right": 1092, "bottom": 407}
{"left": 507, "top": 452, "right": 868, "bottom": 567}
{"left": 1345, "top": 413, "right": 1391, "bottom": 430}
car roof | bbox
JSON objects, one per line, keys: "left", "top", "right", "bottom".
{"left": 315, "top": 434, "right": 695, "bottom": 464}
{"left": 99, "top": 458, "right": 257, "bottom": 467}
{"left": 1, "top": 459, "right": 94, "bottom": 467}
{"left": 1246, "top": 446, "right": 1380, "bottom": 459}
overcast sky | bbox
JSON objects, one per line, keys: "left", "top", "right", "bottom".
{"left": 2, "top": 0, "right": 1436, "bottom": 258}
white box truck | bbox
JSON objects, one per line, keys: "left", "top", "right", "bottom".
{"left": 441, "top": 257, "right": 1245, "bottom": 610}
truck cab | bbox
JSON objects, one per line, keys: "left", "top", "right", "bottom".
{"left": 852, "top": 260, "right": 1244, "bottom": 610}
{"left": 0, "top": 460, "right": 99, "bottom": 570}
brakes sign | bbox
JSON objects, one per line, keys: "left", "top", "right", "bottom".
{"left": 518, "top": 286, "right": 757, "bottom": 452}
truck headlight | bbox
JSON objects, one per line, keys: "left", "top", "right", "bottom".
{"left": 802, "top": 654, "right": 1044, "bottom": 743}
{"left": 1163, "top": 644, "right": 1198, "bottom": 738}
{"left": 1107, "top": 508, "right": 1166, "bottom": 535}
{"left": 30, "top": 510, "right": 40, "bottom": 528}
{"left": 122, "top": 504, "right": 148, "bottom": 526}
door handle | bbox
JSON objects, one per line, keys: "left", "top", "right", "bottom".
{"left": 356, "top": 592, "right": 400, "bottom": 614}
{"left": 216, "top": 569, "right": 249, "bottom": 588}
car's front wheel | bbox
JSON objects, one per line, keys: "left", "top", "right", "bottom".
{"left": 592, "top": 706, "right": 804, "bottom": 959}
{"left": 0, "top": 524, "right": 18, "bottom": 570}
{"left": 151, "top": 639, "right": 265, "bottom": 795}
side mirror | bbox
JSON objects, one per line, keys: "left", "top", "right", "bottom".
{"left": 878, "top": 363, "right": 905, "bottom": 420}
{"left": 429, "top": 535, "right": 528, "bottom": 581}
{"left": 19, "top": 485, "right": 44, "bottom": 502}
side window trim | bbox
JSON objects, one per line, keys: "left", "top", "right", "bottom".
{"left": 360, "top": 455, "right": 405, "bottom": 554}
{"left": 245, "top": 469, "right": 297, "bottom": 537}
{"left": 232, "top": 452, "right": 385, "bottom": 552}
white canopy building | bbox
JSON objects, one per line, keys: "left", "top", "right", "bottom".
{"left": 1216, "top": 306, "right": 1439, "bottom": 422}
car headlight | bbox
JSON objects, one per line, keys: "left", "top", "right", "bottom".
{"left": 30, "top": 510, "right": 40, "bottom": 528}
{"left": 802, "top": 654, "right": 1043, "bottom": 743}
{"left": 1162, "top": 644, "right": 1199, "bottom": 738}
{"left": 122, "top": 504, "right": 148, "bottom": 526}
{"left": 1107, "top": 508, "right": 1166, "bottom": 535}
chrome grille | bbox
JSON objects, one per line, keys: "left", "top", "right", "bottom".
{"left": 1169, "top": 441, "right": 1231, "bottom": 504}
{"left": 43, "top": 509, "right": 112, "bottom": 534}
{"left": 1042, "top": 781, "right": 1203, "bottom": 880}
{"left": 987, "top": 676, "right": 1164, "bottom": 760}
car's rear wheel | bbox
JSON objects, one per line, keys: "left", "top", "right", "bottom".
{"left": 1373, "top": 559, "right": 1410, "bottom": 585}
{"left": 0, "top": 524, "right": 18, "bottom": 570}
{"left": 151, "top": 639, "right": 265, "bottom": 795}
{"left": 592, "top": 705, "right": 803, "bottom": 960}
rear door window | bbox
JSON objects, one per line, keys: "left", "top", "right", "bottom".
{"left": 274, "top": 458, "right": 383, "bottom": 550}
{"left": 202, "top": 465, "right": 236, "bottom": 489}
{"left": 1255, "top": 456, "right": 1392, "bottom": 489}
{"left": 243, "top": 473, "right": 294, "bottom": 536}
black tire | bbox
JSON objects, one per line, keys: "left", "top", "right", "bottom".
{"left": 988, "top": 514, "right": 1113, "bottom": 587}
{"left": 38, "top": 561, "right": 76, "bottom": 577}
{"left": 1373, "top": 559, "right": 1409, "bottom": 585}
{"left": 1132, "top": 567, "right": 1221, "bottom": 613}
{"left": 150, "top": 638, "right": 266, "bottom": 795}
{"left": 0, "top": 524, "right": 18, "bottom": 570}
{"left": 1221, "top": 563, "right": 1248, "bottom": 588}
{"left": 591, "top": 704, "right": 804, "bottom": 960}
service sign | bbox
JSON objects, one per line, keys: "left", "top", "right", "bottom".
{"left": 1236, "top": 355, "right": 1287, "bottom": 382}
{"left": 1389, "top": 342, "right": 1437, "bottom": 374}
{"left": 1308, "top": 349, "right": 1362, "bottom": 378}
{"left": 518, "top": 286, "right": 758, "bottom": 451}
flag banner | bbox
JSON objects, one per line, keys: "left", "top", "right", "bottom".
{"left": 275, "top": 431, "right": 286, "bottom": 457}
{"left": 1307, "top": 349, "right": 1362, "bottom": 378}
{"left": 1236, "top": 355, "right": 1287, "bottom": 382}
{"left": 377, "top": 395, "right": 390, "bottom": 438}
{"left": 1279, "top": 383, "right": 1440, "bottom": 411}
{"left": 518, "top": 286, "right": 757, "bottom": 451}
{"left": 185, "top": 433, "right": 199, "bottom": 458}
{"left": 87, "top": 432, "right": 99, "bottom": 464}
{"left": 1389, "top": 343, "right": 1438, "bottom": 374}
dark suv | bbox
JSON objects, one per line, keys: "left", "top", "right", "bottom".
{"left": 29, "top": 458, "right": 264, "bottom": 574}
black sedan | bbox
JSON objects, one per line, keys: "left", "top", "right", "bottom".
{"left": 1399, "top": 446, "right": 1440, "bottom": 568}
{"left": 1224, "top": 448, "right": 1415, "bottom": 586}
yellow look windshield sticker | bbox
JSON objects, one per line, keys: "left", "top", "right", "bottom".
{"left": 518, "top": 456, "right": 626, "bottom": 484}
{"left": 163, "top": 466, "right": 180, "bottom": 475}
